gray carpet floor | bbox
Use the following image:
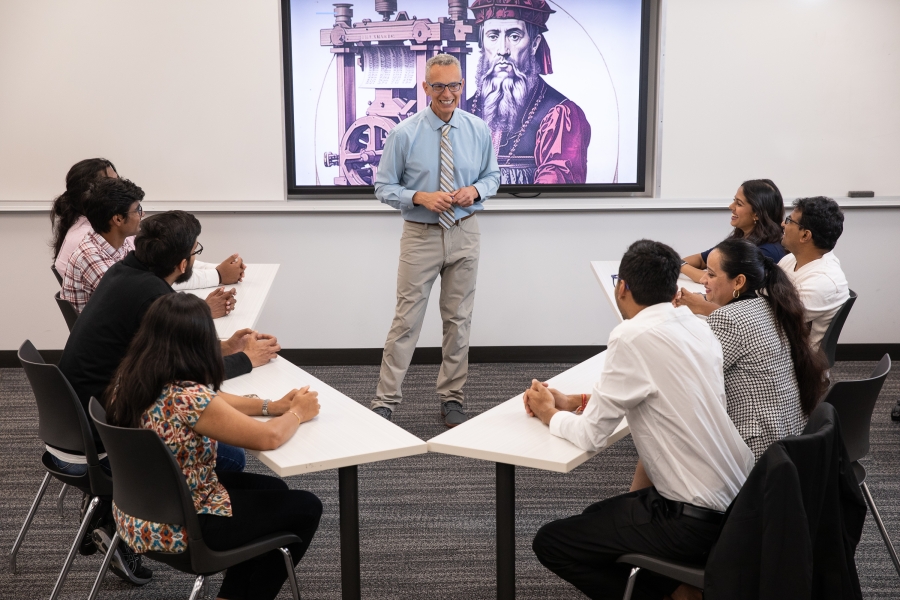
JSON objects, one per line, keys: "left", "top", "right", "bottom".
{"left": 1, "top": 360, "right": 899, "bottom": 599}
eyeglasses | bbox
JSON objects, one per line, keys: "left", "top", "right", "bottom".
{"left": 611, "top": 274, "right": 630, "bottom": 291}
{"left": 426, "top": 81, "right": 462, "bottom": 93}
{"left": 783, "top": 215, "right": 803, "bottom": 227}
{"left": 128, "top": 204, "right": 143, "bottom": 217}
{"left": 190, "top": 242, "right": 203, "bottom": 256}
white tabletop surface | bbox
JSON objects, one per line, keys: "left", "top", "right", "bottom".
{"left": 220, "top": 356, "right": 428, "bottom": 477}
{"left": 183, "top": 263, "right": 279, "bottom": 339}
{"left": 591, "top": 260, "right": 706, "bottom": 322}
{"left": 428, "top": 351, "right": 630, "bottom": 473}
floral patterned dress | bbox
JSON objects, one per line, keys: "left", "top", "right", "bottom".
{"left": 112, "top": 382, "right": 232, "bottom": 553}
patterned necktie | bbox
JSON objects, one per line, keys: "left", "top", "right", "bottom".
{"left": 438, "top": 124, "right": 457, "bottom": 230}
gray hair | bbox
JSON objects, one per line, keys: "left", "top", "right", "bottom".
{"left": 425, "top": 54, "right": 461, "bottom": 81}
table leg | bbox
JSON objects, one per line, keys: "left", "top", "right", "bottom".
{"left": 339, "top": 465, "right": 361, "bottom": 600}
{"left": 497, "top": 462, "right": 515, "bottom": 600}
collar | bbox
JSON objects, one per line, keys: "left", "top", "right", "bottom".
{"left": 122, "top": 250, "right": 149, "bottom": 271}
{"left": 86, "top": 230, "right": 121, "bottom": 257}
{"left": 424, "top": 106, "right": 459, "bottom": 131}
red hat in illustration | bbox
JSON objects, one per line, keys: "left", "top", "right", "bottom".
{"left": 469, "top": 0, "right": 556, "bottom": 74}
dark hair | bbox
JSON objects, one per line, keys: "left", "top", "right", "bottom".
{"left": 793, "top": 196, "right": 844, "bottom": 251}
{"left": 133, "top": 210, "right": 201, "bottom": 279}
{"left": 50, "top": 158, "right": 117, "bottom": 258}
{"left": 618, "top": 239, "right": 682, "bottom": 306}
{"left": 104, "top": 293, "right": 224, "bottom": 428}
{"left": 82, "top": 178, "right": 144, "bottom": 234}
{"left": 714, "top": 238, "right": 827, "bottom": 415}
{"left": 728, "top": 179, "right": 784, "bottom": 246}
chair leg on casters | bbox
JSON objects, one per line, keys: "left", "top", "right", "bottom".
{"left": 9, "top": 472, "right": 52, "bottom": 574}
{"left": 622, "top": 566, "right": 640, "bottom": 600}
{"left": 861, "top": 481, "right": 900, "bottom": 577}
{"left": 187, "top": 575, "right": 207, "bottom": 600}
{"left": 87, "top": 530, "right": 119, "bottom": 600}
{"left": 49, "top": 495, "right": 100, "bottom": 600}
{"left": 57, "top": 484, "right": 69, "bottom": 519}
{"left": 279, "top": 547, "right": 301, "bottom": 600}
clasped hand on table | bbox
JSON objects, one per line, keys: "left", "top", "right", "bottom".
{"left": 523, "top": 380, "right": 583, "bottom": 425}
{"left": 221, "top": 328, "right": 281, "bottom": 367}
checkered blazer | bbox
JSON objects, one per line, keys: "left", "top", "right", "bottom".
{"left": 707, "top": 296, "right": 807, "bottom": 460}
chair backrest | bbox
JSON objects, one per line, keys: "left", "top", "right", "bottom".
{"left": 54, "top": 291, "right": 79, "bottom": 332}
{"left": 89, "top": 398, "right": 203, "bottom": 542}
{"left": 822, "top": 354, "right": 891, "bottom": 463}
{"left": 820, "top": 289, "right": 857, "bottom": 368}
{"left": 18, "top": 340, "right": 100, "bottom": 462}
{"left": 51, "top": 264, "right": 63, "bottom": 286}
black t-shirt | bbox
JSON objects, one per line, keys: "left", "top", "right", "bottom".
{"left": 59, "top": 251, "right": 251, "bottom": 415}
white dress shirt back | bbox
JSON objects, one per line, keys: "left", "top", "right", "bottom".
{"left": 549, "top": 303, "right": 754, "bottom": 512}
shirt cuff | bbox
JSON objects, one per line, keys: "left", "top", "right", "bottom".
{"left": 171, "top": 265, "right": 220, "bottom": 290}
{"left": 549, "top": 410, "right": 578, "bottom": 439}
{"left": 400, "top": 189, "right": 417, "bottom": 209}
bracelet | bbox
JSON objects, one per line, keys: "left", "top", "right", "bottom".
{"left": 261, "top": 399, "right": 269, "bottom": 417}
{"left": 575, "top": 393, "right": 589, "bottom": 415}
{"left": 681, "top": 260, "right": 688, "bottom": 267}
{"left": 287, "top": 409, "right": 302, "bottom": 425}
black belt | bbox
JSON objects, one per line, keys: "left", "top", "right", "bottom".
{"left": 662, "top": 498, "right": 726, "bottom": 524}
{"left": 421, "top": 213, "right": 475, "bottom": 229}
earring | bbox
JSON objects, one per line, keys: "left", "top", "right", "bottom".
{"left": 733, "top": 289, "right": 740, "bottom": 299}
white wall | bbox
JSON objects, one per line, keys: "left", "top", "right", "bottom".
{"left": 1, "top": 0, "right": 898, "bottom": 350}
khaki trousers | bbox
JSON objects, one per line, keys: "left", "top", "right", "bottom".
{"left": 372, "top": 215, "right": 480, "bottom": 410}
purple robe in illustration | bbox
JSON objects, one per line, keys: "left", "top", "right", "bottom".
{"left": 469, "top": 79, "right": 591, "bottom": 185}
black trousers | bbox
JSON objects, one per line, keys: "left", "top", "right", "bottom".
{"left": 198, "top": 471, "right": 322, "bottom": 600}
{"left": 532, "top": 487, "right": 721, "bottom": 600}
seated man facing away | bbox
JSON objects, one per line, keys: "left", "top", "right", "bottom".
{"left": 61, "top": 178, "right": 142, "bottom": 312}
{"left": 525, "top": 240, "right": 754, "bottom": 600}
{"left": 778, "top": 196, "right": 849, "bottom": 350}
{"left": 57, "top": 210, "right": 279, "bottom": 585}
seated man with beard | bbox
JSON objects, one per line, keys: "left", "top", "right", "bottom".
{"left": 468, "top": 0, "right": 591, "bottom": 185}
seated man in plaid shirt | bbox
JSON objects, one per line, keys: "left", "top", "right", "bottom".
{"left": 61, "top": 178, "right": 142, "bottom": 313}
{"left": 60, "top": 177, "right": 240, "bottom": 316}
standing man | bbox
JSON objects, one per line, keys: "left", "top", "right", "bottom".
{"left": 372, "top": 53, "right": 500, "bottom": 427}
{"left": 468, "top": 0, "right": 591, "bottom": 184}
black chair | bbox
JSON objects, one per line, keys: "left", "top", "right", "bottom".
{"left": 615, "top": 402, "right": 856, "bottom": 599}
{"left": 54, "top": 291, "right": 79, "bottom": 332}
{"left": 822, "top": 354, "right": 899, "bottom": 575}
{"left": 10, "top": 341, "right": 112, "bottom": 600}
{"left": 51, "top": 264, "right": 63, "bottom": 285}
{"left": 820, "top": 289, "right": 857, "bottom": 368}
{"left": 87, "top": 398, "right": 302, "bottom": 600}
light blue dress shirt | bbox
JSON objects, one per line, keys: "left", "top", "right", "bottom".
{"left": 375, "top": 107, "right": 500, "bottom": 223}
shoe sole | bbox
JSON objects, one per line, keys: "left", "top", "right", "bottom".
{"left": 92, "top": 529, "right": 152, "bottom": 586}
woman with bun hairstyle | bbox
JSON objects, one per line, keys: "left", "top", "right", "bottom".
{"left": 51, "top": 158, "right": 118, "bottom": 273}
{"left": 676, "top": 238, "right": 827, "bottom": 459}
{"left": 681, "top": 179, "right": 787, "bottom": 284}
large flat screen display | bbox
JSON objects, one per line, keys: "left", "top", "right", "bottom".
{"left": 283, "top": 0, "right": 651, "bottom": 196}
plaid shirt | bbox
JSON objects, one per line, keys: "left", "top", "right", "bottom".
{"left": 61, "top": 231, "right": 135, "bottom": 313}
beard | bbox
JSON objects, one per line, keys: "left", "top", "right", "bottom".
{"left": 477, "top": 51, "right": 539, "bottom": 133}
{"left": 175, "top": 262, "right": 194, "bottom": 284}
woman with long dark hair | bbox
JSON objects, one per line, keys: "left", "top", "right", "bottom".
{"left": 681, "top": 179, "right": 787, "bottom": 284}
{"left": 105, "top": 293, "right": 322, "bottom": 599}
{"left": 677, "top": 238, "right": 827, "bottom": 459}
{"left": 52, "top": 158, "right": 118, "bottom": 273}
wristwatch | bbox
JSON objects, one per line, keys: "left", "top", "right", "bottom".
{"left": 261, "top": 399, "right": 269, "bottom": 417}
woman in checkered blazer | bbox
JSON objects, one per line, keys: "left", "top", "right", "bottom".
{"left": 678, "top": 238, "right": 828, "bottom": 460}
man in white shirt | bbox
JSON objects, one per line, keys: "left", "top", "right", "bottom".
{"left": 525, "top": 240, "right": 754, "bottom": 600}
{"left": 779, "top": 196, "right": 850, "bottom": 350}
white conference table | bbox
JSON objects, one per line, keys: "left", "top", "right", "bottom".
{"left": 428, "top": 351, "right": 629, "bottom": 599}
{"left": 183, "top": 263, "right": 279, "bottom": 339}
{"left": 591, "top": 260, "right": 706, "bottom": 322}
{"left": 220, "top": 356, "right": 428, "bottom": 599}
